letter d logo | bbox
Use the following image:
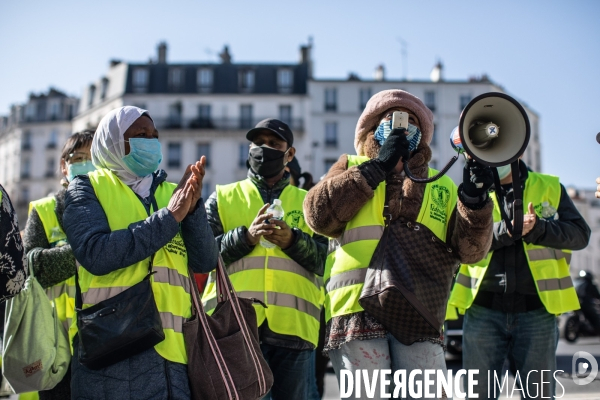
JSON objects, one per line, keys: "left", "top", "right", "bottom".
{"left": 572, "top": 351, "right": 598, "bottom": 385}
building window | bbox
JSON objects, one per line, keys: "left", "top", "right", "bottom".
{"left": 22, "top": 131, "right": 32, "bottom": 150}
{"left": 20, "top": 187, "right": 29, "bottom": 205}
{"left": 431, "top": 124, "right": 437, "bottom": 146}
{"left": 277, "top": 69, "right": 293, "bottom": 93}
{"left": 459, "top": 94, "right": 472, "bottom": 110}
{"left": 88, "top": 85, "right": 96, "bottom": 107}
{"left": 49, "top": 101, "right": 61, "bottom": 120}
{"left": 240, "top": 104, "right": 253, "bottom": 129}
{"left": 167, "top": 143, "right": 182, "bottom": 168}
{"left": 133, "top": 68, "right": 149, "bottom": 93}
{"left": 325, "top": 88, "right": 337, "bottom": 112}
{"left": 169, "top": 68, "right": 184, "bottom": 91}
{"left": 279, "top": 105, "right": 292, "bottom": 126}
{"left": 202, "top": 180, "right": 211, "bottom": 198}
{"left": 168, "top": 103, "right": 182, "bottom": 128}
{"left": 45, "top": 158, "right": 55, "bottom": 177}
{"left": 239, "top": 70, "right": 255, "bottom": 93}
{"left": 239, "top": 143, "right": 249, "bottom": 168}
{"left": 324, "top": 159, "right": 337, "bottom": 173}
{"left": 197, "top": 68, "right": 213, "bottom": 93}
{"left": 325, "top": 122, "right": 338, "bottom": 147}
{"left": 359, "top": 88, "right": 372, "bottom": 110}
{"left": 21, "top": 159, "right": 31, "bottom": 179}
{"left": 424, "top": 91, "right": 436, "bottom": 112}
{"left": 25, "top": 103, "right": 36, "bottom": 121}
{"left": 100, "top": 78, "right": 109, "bottom": 100}
{"left": 197, "top": 143, "right": 211, "bottom": 168}
{"left": 192, "top": 104, "right": 212, "bottom": 128}
{"left": 47, "top": 130, "right": 58, "bottom": 149}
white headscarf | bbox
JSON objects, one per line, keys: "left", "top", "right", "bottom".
{"left": 91, "top": 106, "right": 155, "bottom": 199}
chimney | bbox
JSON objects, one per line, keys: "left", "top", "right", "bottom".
{"left": 157, "top": 42, "right": 167, "bottom": 64}
{"left": 299, "top": 37, "right": 313, "bottom": 78}
{"left": 109, "top": 59, "right": 122, "bottom": 68}
{"left": 430, "top": 60, "right": 443, "bottom": 82}
{"left": 374, "top": 64, "right": 385, "bottom": 81}
{"left": 219, "top": 45, "right": 232, "bottom": 64}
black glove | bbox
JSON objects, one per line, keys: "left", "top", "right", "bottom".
{"left": 375, "top": 128, "right": 410, "bottom": 173}
{"left": 461, "top": 159, "right": 494, "bottom": 198}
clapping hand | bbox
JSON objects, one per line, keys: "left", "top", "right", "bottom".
{"left": 167, "top": 156, "right": 206, "bottom": 222}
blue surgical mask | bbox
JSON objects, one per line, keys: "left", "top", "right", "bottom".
{"left": 496, "top": 165, "right": 512, "bottom": 180}
{"left": 67, "top": 161, "right": 96, "bottom": 181}
{"left": 374, "top": 121, "right": 422, "bottom": 152}
{"left": 122, "top": 138, "right": 163, "bottom": 177}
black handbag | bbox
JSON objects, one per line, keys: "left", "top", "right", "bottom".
{"left": 359, "top": 207, "right": 460, "bottom": 345}
{"left": 74, "top": 258, "right": 165, "bottom": 370}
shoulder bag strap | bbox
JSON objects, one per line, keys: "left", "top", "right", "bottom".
{"left": 188, "top": 263, "right": 239, "bottom": 399}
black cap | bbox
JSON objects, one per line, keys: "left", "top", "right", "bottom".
{"left": 246, "top": 118, "right": 294, "bottom": 146}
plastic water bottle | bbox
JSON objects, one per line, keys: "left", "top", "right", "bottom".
{"left": 540, "top": 201, "right": 558, "bottom": 221}
{"left": 260, "top": 199, "right": 284, "bottom": 249}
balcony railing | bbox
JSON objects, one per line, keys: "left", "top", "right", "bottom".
{"left": 152, "top": 117, "right": 304, "bottom": 132}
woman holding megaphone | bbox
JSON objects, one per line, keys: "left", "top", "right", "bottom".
{"left": 304, "top": 89, "right": 494, "bottom": 399}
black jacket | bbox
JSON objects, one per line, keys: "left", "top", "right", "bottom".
{"left": 476, "top": 161, "right": 591, "bottom": 313}
{"left": 205, "top": 169, "right": 328, "bottom": 350}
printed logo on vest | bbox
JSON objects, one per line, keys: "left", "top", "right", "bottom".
{"left": 429, "top": 185, "right": 450, "bottom": 224}
{"left": 165, "top": 233, "right": 187, "bottom": 257}
{"left": 285, "top": 210, "right": 305, "bottom": 229}
{"left": 431, "top": 185, "right": 450, "bottom": 208}
{"left": 23, "top": 359, "right": 43, "bottom": 377}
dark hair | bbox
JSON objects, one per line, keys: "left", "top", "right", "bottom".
{"left": 286, "top": 158, "right": 314, "bottom": 190}
{"left": 60, "top": 130, "right": 95, "bottom": 161}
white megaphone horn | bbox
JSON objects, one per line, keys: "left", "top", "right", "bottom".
{"left": 450, "top": 92, "right": 530, "bottom": 167}
{"left": 449, "top": 92, "right": 531, "bottom": 239}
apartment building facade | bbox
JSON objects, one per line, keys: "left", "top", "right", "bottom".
{"left": 0, "top": 89, "right": 78, "bottom": 223}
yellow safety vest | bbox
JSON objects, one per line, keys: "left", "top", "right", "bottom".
{"left": 68, "top": 168, "right": 191, "bottom": 364}
{"left": 324, "top": 155, "right": 457, "bottom": 322}
{"left": 201, "top": 179, "right": 323, "bottom": 347}
{"left": 28, "top": 197, "right": 76, "bottom": 335}
{"left": 448, "top": 172, "right": 579, "bottom": 315}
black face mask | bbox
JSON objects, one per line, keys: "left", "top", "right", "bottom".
{"left": 248, "top": 146, "right": 289, "bottom": 178}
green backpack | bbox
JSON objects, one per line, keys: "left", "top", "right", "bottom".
{"left": 2, "top": 249, "right": 71, "bottom": 393}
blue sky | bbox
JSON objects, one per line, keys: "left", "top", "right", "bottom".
{"left": 1, "top": 0, "right": 599, "bottom": 188}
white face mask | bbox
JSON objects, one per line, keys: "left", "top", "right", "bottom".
{"left": 496, "top": 165, "right": 512, "bottom": 180}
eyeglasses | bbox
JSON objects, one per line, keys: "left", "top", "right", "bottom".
{"left": 66, "top": 152, "right": 91, "bottom": 164}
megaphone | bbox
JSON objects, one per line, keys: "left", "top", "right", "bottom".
{"left": 452, "top": 92, "right": 530, "bottom": 167}
{"left": 450, "top": 92, "right": 531, "bottom": 240}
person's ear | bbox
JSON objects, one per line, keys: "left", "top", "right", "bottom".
{"left": 287, "top": 147, "right": 296, "bottom": 163}
{"left": 60, "top": 158, "right": 68, "bottom": 177}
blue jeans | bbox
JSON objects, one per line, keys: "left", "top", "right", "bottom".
{"left": 260, "top": 343, "right": 312, "bottom": 400}
{"left": 463, "top": 304, "right": 558, "bottom": 399}
{"left": 329, "top": 334, "right": 447, "bottom": 400}
{"left": 307, "top": 350, "right": 322, "bottom": 400}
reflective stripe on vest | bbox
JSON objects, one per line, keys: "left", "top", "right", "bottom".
{"left": 324, "top": 155, "right": 457, "bottom": 322}
{"left": 201, "top": 179, "right": 323, "bottom": 347}
{"left": 28, "top": 197, "right": 77, "bottom": 335}
{"left": 448, "top": 172, "right": 579, "bottom": 315}
{"left": 71, "top": 168, "right": 191, "bottom": 364}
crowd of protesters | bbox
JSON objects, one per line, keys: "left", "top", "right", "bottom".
{"left": 0, "top": 88, "right": 591, "bottom": 400}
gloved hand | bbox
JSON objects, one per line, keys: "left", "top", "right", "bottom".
{"left": 375, "top": 128, "right": 411, "bottom": 173}
{"left": 461, "top": 159, "right": 494, "bottom": 198}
